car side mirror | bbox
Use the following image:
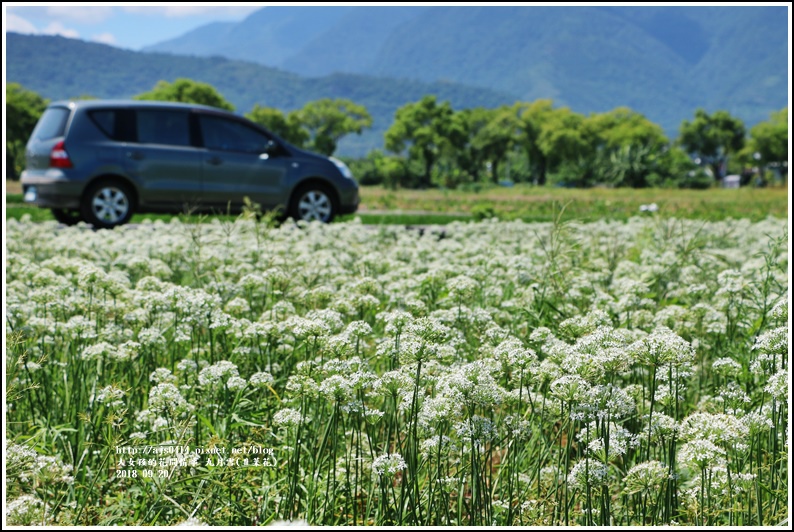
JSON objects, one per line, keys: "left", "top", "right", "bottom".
{"left": 264, "top": 139, "right": 279, "bottom": 155}
{"left": 259, "top": 140, "right": 279, "bottom": 160}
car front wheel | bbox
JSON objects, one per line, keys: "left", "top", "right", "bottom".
{"left": 81, "top": 181, "right": 135, "bottom": 229}
{"left": 289, "top": 184, "right": 337, "bottom": 223}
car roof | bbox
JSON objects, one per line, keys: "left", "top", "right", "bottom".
{"left": 48, "top": 99, "right": 233, "bottom": 114}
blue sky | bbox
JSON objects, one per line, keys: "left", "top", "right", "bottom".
{"left": 4, "top": 4, "right": 264, "bottom": 50}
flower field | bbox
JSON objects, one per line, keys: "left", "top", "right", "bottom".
{"left": 4, "top": 214, "right": 789, "bottom": 526}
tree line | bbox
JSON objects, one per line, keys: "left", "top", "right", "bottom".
{"left": 6, "top": 79, "right": 788, "bottom": 189}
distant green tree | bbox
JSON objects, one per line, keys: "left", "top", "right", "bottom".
{"left": 296, "top": 98, "right": 372, "bottom": 156}
{"left": 385, "top": 95, "right": 460, "bottom": 188}
{"left": 67, "top": 94, "right": 99, "bottom": 101}
{"left": 434, "top": 110, "right": 469, "bottom": 188}
{"left": 587, "top": 107, "right": 669, "bottom": 187}
{"left": 134, "top": 78, "right": 235, "bottom": 111}
{"left": 372, "top": 151, "right": 410, "bottom": 190}
{"left": 588, "top": 107, "right": 668, "bottom": 152}
{"left": 746, "top": 107, "right": 788, "bottom": 183}
{"left": 246, "top": 104, "right": 308, "bottom": 147}
{"left": 348, "top": 149, "right": 413, "bottom": 188}
{"left": 460, "top": 106, "right": 520, "bottom": 184}
{"left": 518, "top": 100, "right": 555, "bottom": 185}
{"left": 595, "top": 143, "right": 659, "bottom": 188}
{"left": 6, "top": 83, "right": 48, "bottom": 180}
{"left": 678, "top": 108, "right": 745, "bottom": 182}
{"left": 656, "top": 146, "right": 711, "bottom": 189}
{"left": 451, "top": 107, "right": 490, "bottom": 184}
{"left": 537, "top": 107, "right": 596, "bottom": 186}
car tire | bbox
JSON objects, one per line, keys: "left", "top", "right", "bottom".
{"left": 51, "top": 208, "right": 84, "bottom": 226}
{"left": 289, "top": 183, "right": 337, "bottom": 223}
{"left": 81, "top": 180, "right": 135, "bottom": 229}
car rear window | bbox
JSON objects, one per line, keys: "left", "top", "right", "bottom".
{"left": 30, "top": 107, "right": 70, "bottom": 141}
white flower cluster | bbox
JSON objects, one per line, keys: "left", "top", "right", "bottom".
{"left": 93, "top": 384, "right": 126, "bottom": 409}
{"left": 147, "top": 383, "right": 194, "bottom": 416}
{"left": 273, "top": 407, "right": 303, "bottom": 427}
{"left": 623, "top": 460, "right": 669, "bottom": 495}
{"left": 199, "top": 360, "right": 242, "bottom": 390}
{"left": 4, "top": 214, "right": 788, "bottom": 526}
{"left": 249, "top": 371, "right": 275, "bottom": 389}
{"left": 567, "top": 458, "right": 609, "bottom": 489}
{"left": 6, "top": 494, "right": 51, "bottom": 526}
{"left": 678, "top": 439, "right": 727, "bottom": 469}
{"left": 372, "top": 452, "right": 407, "bottom": 478}
{"left": 6, "top": 443, "right": 74, "bottom": 485}
{"left": 173, "top": 516, "right": 208, "bottom": 527}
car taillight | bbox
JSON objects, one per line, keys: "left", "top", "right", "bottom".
{"left": 50, "top": 140, "right": 73, "bottom": 168}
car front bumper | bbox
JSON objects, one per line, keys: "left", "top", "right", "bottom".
{"left": 339, "top": 187, "right": 360, "bottom": 215}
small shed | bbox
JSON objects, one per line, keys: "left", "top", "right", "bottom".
{"left": 723, "top": 175, "right": 741, "bottom": 189}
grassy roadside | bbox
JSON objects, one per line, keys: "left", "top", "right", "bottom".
{"left": 5, "top": 180, "right": 789, "bottom": 225}
{"left": 358, "top": 184, "right": 790, "bottom": 222}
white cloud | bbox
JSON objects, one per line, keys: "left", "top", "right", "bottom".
{"left": 44, "top": 6, "right": 114, "bottom": 24}
{"left": 41, "top": 22, "right": 80, "bottom": 39}
{"left": 92, "top": 32, "right": 117, "bottom": 46}
{"left": 6, "top": 13, "right": 38, "bottom": 34}
{"left": 120, "top": 6, "right": 259, "bottom": 19}
{"left": 5, "top": 14, "right": 81, "bottom": 39}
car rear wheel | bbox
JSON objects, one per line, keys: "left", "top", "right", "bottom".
{"left": 289, "top": 183, "right": 337, "bottom": 223}
{"left": 51, "top": 208, "right": 84, "bottom": 226}
{"left": 81, "top": 181, "right": 135, "bottom": 229}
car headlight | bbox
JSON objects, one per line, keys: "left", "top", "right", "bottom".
{"left": 330, "top": 157, "right": 354, "bottom": 180}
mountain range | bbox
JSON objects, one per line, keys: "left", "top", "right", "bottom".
{"left": 143, "top": 6, "right": 788, "bottom": 126}
{"left": 6, "top": 6, "right": 789, "bottom": 157}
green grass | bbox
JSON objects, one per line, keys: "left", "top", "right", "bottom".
{"left": 4, "top": 205, "right": 472, "bottom": 227}
{"left": 338, "top": 213, "right": 473, "bottom": 225}
{"left": 4, "top": 206, "right": 240, "bottom": 225}
{"left": 5, "top": 181, "right": 789, "bottom": 225}
{"left": 358, "top": 184, "right": 789, "bottom": 222}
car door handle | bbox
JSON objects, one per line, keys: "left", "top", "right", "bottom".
{"left": 206, "top": 156, "right": 223, "bottom": 166}
{"left": 126, "top": 151, "right": 145, "bottom": 160}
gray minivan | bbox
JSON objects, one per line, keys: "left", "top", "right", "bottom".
{"left": 20, "top": 100, "right": 359, "bottom": 228}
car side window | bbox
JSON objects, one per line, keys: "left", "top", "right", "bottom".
{"left": 88, "top": 109, "right": 136, "bottom": 142}
{"left": 199, "top": 115, "right": 271, "bottom": 154}
{"left": 136, "top": 110, "right": 191, "bottom": 146}
{"left": 89, "top": 110, "right": 115, "bottom": 138}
